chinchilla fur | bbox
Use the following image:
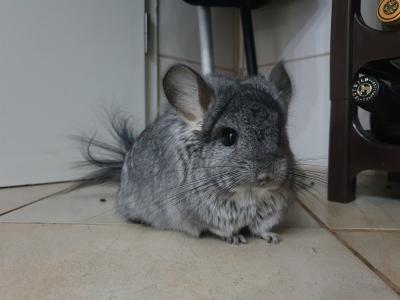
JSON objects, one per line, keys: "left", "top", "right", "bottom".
{"left": 77, "top": 62, "right": 296, "bottom": 244}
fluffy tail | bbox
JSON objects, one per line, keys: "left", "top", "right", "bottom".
{"left": 69, "top": 112, "right": 136, "bottom": 191}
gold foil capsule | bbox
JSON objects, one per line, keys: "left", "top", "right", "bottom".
{"left": 377, "top": 0, "right": 400, "bottom": 25}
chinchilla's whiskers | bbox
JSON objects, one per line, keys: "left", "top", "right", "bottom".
{"left": 295, "top": 164, "right": 326, "bottom": 170}
{"left": 147, "top": 181, "right": 215, "bottom": 221}
{"left": 292, "top": 179, "right": 315, "bottom": 191}
{"left": 288, "top": 165, "right": 326, "bottom": 201}
{"left": 134, "top": 145, "right": 240, "bottom": 177}
{"left": 295, "top": 173, "right": 327, "bottom": 181}
{"left": 289, "top": 172, "right": 327, "bottom": 184}
{"left": 294, "top": 169, "right": 327, "bottom": 178}
{"left": 294, "top": 165, "right": 327, "bottom": 174}
{"left": 162, "top": 170, "right": 238, "bottom": 194}
{"left": 165, "top": 171, "right": 237, "bottom": 199}
{"left": 167, "top": 171, "right": 243, "bottom": 210}
{"left": 223, "top": 172, "right": 247, "bottom": 191}
{"left": 293, "top": 177, "right": 315, "bottom": 189}
{"left": 289, "top": 162, "right": 328, "bottom": 185}
{"left": 161, "top": 165, "right": 238, "bottom": 176}
{"left": 151, "top": 182, "right": 216, "bottom": 224}
{"left": 294, "top": 163, "right": 326, "bottom": 169}
{"left": 291, "top": 178, "right": 324, "bottom": 201}
{"left": 293, "top": 165, "right": 327, "bottom": 174}
{"left": 148, "top": 170, "right": 241, "bottom": 218}
{"left": 133, "top": 159, "right": 240, "bottom": 179}
{"left": 180, "top": 173, "right": 245, "bottom": 223}
{"left": 294, "top": 183, "right": 323, "bottom": 201}
{"left": 296, "top": 158, "right": 327, "bottom": 163}
{"left": 294, "top": 160, "right": 327, "bottom": 166}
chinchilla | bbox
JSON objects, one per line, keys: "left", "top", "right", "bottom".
{"left": 75, "top": 62, "right": 296, "bottom": 244}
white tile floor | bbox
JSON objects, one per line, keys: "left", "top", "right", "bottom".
{"left": 0, "top": 173, "right": 399, "bottom": 299}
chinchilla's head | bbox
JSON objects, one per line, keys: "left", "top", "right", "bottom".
{"left": 163, "top": 63, "right": 294, "bottom": 191}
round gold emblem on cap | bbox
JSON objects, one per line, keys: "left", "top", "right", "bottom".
{"left": 378, "top": 0, "right": 400, "bottom": 25}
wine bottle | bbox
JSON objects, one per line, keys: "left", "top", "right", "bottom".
{"left": 371, "top": 113, "right": 400, "bottom": 144}
{"left": 360, "top": 60, "right": 400, "bottom": 83}
{"left": 351, "top": 74, "right": 400, "bottom": 119}
{"left": 374, "top": 1, "right": 400, "bottom": 82}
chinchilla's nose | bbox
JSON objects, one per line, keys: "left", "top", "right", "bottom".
{"left": 256, "top": 173, "right": 272, "bottom": 186}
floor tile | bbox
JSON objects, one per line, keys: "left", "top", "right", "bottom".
{"left": 336, "top": 230, "right": 400, "bottom": 293}
{"left": 0, "top": 184, "right": 122, "bottom": 224}
{"left": 297, "top": 172, "right": 400, "bottom": 230}
{"left": 281, "top": 200, "right": 320, "bottom": 227}
{"left": 0, "top": 185, "right": 319, "bottom": 228}
{"left": 0, "top": 224, "right": 397, "bottom": 300}
{"left": 0, "top": 182, "right": 73, "bottom": 215}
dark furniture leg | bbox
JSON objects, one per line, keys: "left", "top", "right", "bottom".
{"left": 328, "top": 101, "right": 356, "bottom": 202}
{"left": 240, "top": 7, "right": 258, "bottom": 76}
{"left": 328, "top": 0, "right": 357, "bottom": 202}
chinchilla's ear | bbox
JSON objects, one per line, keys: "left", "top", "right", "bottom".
{"left": 163, "top": 64, "right": 214, "bottom": 124}
{"left": 269, "top": 62, "right": 292, "bottom": 112}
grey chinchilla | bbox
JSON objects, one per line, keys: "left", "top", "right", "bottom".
{"left": 75, "top": 62, "right": 296, "bottom": 244}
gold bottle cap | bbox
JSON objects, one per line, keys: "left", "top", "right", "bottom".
{"left": 377, "top": 0, "right": 400, "bottom": 25}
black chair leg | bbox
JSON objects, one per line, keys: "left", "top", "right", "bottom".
{"left": 240, "top": 7, "right": 258, "bottom": 76}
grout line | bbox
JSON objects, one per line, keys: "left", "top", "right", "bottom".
{"left": 238, "top": 52, "right": 330, "bottom": 74}
{"left": 332, "top": 232, "right": 400, "bottom": 295}
{"left": 0, "top": 182, "right": 77, "bottom": 217}
{"left": 158, "top": 54, "right": 235, "bottom": 73}
{"left": 0, "top": 219, "right": 316, "bottom": 229}
{"left": 0, "top": 221, "right": 128, "bottom": 226}
{"left": 296, "top": 198, "right": 400, "bottom": 295}
{"left": 333, "top": 228, "right": 400, "bottom": 233}
{"left": 257, "top": 52, "right": 330, "bottom": 69}
{"left": 0, "top": 179, "right": 77, "bottom": 190}
{"left": 0, "top": 196, "right": 56, "bottom": 217}
{"left": 294, "top": 199, "right": 326, "bottom": 228}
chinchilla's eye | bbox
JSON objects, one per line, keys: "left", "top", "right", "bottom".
{"left": 220, "top": 128, "right": 237, "bottom": 146}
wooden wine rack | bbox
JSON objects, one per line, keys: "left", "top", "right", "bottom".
{"left": 328, "top": 0, "right": 400, "bottom": 202}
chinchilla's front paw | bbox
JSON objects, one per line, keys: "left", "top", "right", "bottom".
{"left": 260, "top": 232, "right": 281, "bottom": 244}
{"left": 223, "top": 234, "right": 248, "bottom": 245}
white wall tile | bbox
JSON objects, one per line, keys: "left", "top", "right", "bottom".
{"left": 361, "top": 0, "right": 381, "bottom": 30}
{"left": 260, "top": 56, "right": 330, "bottom": 162}
{"left": 159, "top": 1, "right": 236, "bottom": 70}
{"left": 252, "top": 0, "right": 331, "bottom": 66}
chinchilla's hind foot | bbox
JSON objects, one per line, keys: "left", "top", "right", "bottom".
{"left": 209, "top": 228, "right": 248, "bottom": 245}
{"left": 260, "top": 232, "right": 281, "bottom": 244}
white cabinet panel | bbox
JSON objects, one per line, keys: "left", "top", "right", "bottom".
{"left": 0, "top": 0, "right": 145, "bottom": 186}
